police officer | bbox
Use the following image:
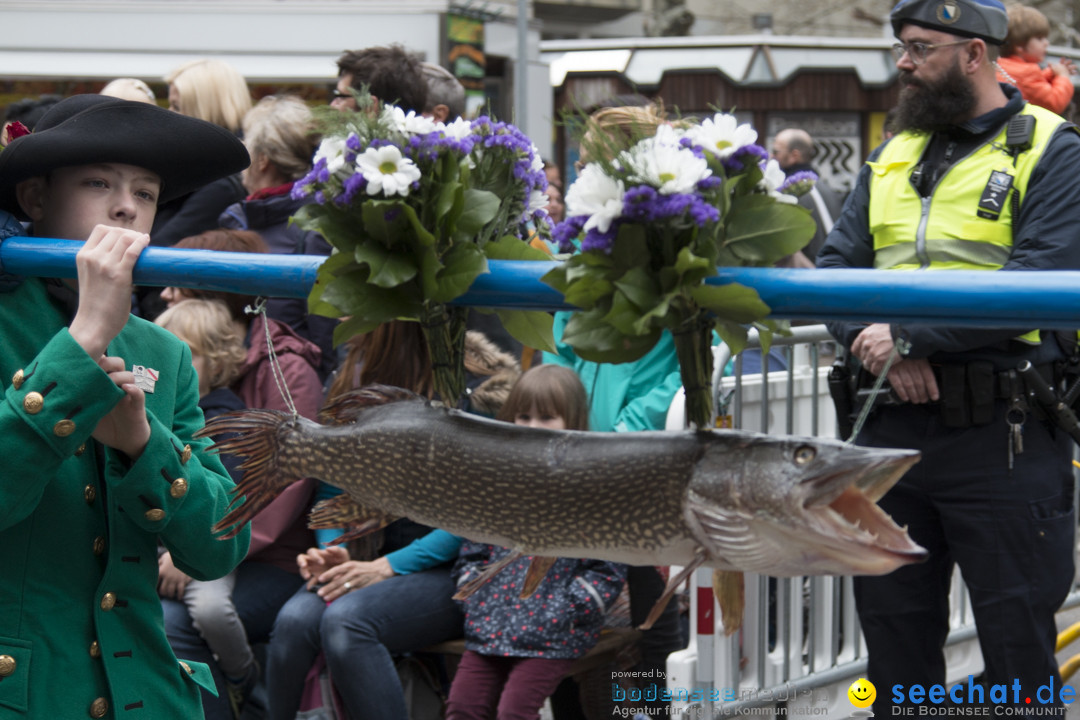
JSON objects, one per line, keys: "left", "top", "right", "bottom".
{"left": 818, "top": 0, "right": 1080, "bottom": 712}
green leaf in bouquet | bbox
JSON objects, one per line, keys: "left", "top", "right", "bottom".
{"left": 540, "top": 264, "right": 570, "bottom": 295}
{"left": 494, "top": 309, "right": 556, "bottom": 353}
{"left": 561, "top": 309, "right": 663, "bottom": 364}
{"left": 714, "top": 320, "right": 750, "bottom": 356}
{"left": 308, "top": 252, "right": 361, "bottom": 317}
{"left": 483, "top": 235, "right": 553, "bottom": 262}
{"left": 332, "top": 314, "right": 383, "bottom": 347}
{"left": 360, "top": 200, "right": 412, "bottom": 248}
{"left": 724, "top": 195, "right": 815, "bottom": 263}
{"left": 320, "top": 268, "right": 420, "bottom": 319}
{"left": 602, "top": 289, "right": 646, "bottom": 336}
{"left": 457, "top": 188, "right": 501, "bottom": 236}
{"left": 613, "top": 266, "right": 660, "bottom": 311}
{"left": 688, "top": 283, "right": 771, "bottom": 324}
{"left": 563, "top": 275, "right": 613, "bottom": 310}
{"left": 631, "top": 292, "right": 673, "bottom": 335}
{"left": 674, "top": 246, "right": 716, "bottom": 285}
{"left": 353, "top": 242, "right": 418, "bottom": 288}
{"left": 292, "top": 202, "right": 366, "bottom": 254}
{"left": 611, "top": 224, "right": 651, "bottom": 269}
{"left": 435, "top": 180, "right": 465, "bottom": 231}
{"left": 429, "top": 242, "right": 489, "bottom": 303}
{"left": 397, "top": 202, "right": 437, "bottom": 248}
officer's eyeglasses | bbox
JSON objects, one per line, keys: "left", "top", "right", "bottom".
{"left": 891, "top": 39, "right": 970, "bottom": 65}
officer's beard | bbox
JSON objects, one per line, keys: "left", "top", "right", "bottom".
{"left": 893, "top": 58, "right": 977, "bottom": 134}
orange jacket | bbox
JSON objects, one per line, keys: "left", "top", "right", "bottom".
{"left": 996, "top": 54, "right": 1075, "bottom": 115}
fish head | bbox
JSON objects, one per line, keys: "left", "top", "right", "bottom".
{"left": 686, "top": 432, "right": 925, "bottom": 577}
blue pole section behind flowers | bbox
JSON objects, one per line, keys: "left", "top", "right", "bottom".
{"left": 6, "top": 237, "right": 1080, "bottom": 330}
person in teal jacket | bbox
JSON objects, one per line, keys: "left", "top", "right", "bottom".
{"left": 543, "top": 310, "right": 684, "bottom": 432}
{"left": 0, "top": 94, "right": 251, "bottom": 718}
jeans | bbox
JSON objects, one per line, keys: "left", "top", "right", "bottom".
{"left": 266, "top": 566, "right": 463, "bottom": 720}
{"left": 164, "top": 560, "right": 303, "bottom": 720}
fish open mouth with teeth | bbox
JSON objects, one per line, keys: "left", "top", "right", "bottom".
{"left": 200, "top": 385, "right": 926, "bottom": 631}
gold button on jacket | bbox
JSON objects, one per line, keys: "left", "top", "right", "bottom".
{"left": 0, "top": 654, "right": 15, "bottom": 676}
{"left": 100, "top": 593, "right": 116, "bottom": 611}
{"left": 54, "top": 419, "right": 76, "bottom": 437}
{"left": 170, "top": 478, "right": 188, "bottom": 499}
{"left": 90, "top": 697, "right": 109, "bottom": 718}
{"left": 89, "top": 640, "right": 101, "bottom": 658}
{"left": 144, "top": 508, "right": 165, "bottom": 522}
{"left": 11, "top": 368, "right": 24, "bottom": 389}
{"left": 23, "top": 391, "right": 43, "bottom": 414}
{"left": 84, "top": 485, "right": 97, "bottom": 504}
{"left": 92, "top": 537, "right": 105, "bottom": 555}
{"left": 180, "top": 444, "right": 192, "bottom": 465}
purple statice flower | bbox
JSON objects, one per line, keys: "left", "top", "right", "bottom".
{"left": 292, "top": 168, "right": 318, "bottom": 199}
{"left": 335, "top": 172, "right": 367, "bottom": 206}
{"left": 313, "top": 190, "right": 326, "bottom": 205}
{"left": 678, "top": 136, "right": 708, "bottom": 159}
{"left": 313, "top": 157, "right": 331, "bottom": 184}
{"left": 687, "top": 195, "right": 721, "bottom": 226}
{"left": 385, "top": 207, "right": 402, "bottom": 223}
{"left": 622, "top": 186, "right": 661, "bottom": 222}
{"left": 779, "top": 170, "right": 817, "bottom": 197}
{"left": 553, "top": 215, "right": 587, "bottom": 254}
{"left": 723, "top": 144, "right": 769, "bottom": 174}
{"left": 346, "top": 133, "right": 362, "bottom": 152}
{"left": 696, "top": 176, "right": 723, "bottom": 191}
{"left": 581, "top": 226, "right": 617, "bottom": 254}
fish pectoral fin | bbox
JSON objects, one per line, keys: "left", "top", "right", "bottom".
{"left": 520, "top": 556, "right": 558, "bottom": 598}
{"left": 639, "top": 549, "right": 708, "bottom": 631}
{"left": 453, "top": 550, "right": 525, "bottom": 601}
{"left": 713, "top": 569, "right": 745, "bottom": 636}
{"left": 308, "top": 496, "right": 397, "bottom": 544}
{"left": 318, "top": 384, "right": 425, "bottom": 426}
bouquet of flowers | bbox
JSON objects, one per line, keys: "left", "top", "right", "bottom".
{"left": 542, "top": 111, "right": 816, "bottom": 429}
{"left": 292, "top": 97, "right": 555, "bottom": 405}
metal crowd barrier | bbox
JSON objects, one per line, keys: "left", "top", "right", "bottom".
{"left": 663, "top": 327, "right": 1080, "bottom": 720}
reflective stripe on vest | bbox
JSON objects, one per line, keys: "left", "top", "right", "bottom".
{"left": 867, "top": 103, "right": 1068, "bottom": 344}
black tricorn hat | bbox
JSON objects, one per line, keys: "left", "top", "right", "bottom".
{"left": 0, "top": 94, "right": 250, "bottom": 218}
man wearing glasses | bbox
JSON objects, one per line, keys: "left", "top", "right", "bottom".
{"left": 331, "top": 45, "right": 428, "bottom": 115}
{"left": 819, "top": 0, "right": 1080, "bottom": 713}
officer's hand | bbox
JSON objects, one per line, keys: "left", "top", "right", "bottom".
{"left": 69, "top": 225, "right": 149, "bottom": 360}
{"left": 886, "top": 359, "right": 939, "bottom": 404}
{"left": 851, "top": 324, "right": 898, "bottom": 377}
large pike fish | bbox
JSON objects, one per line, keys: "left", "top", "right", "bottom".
{"left": 201, "top": 385, "right": 925, "bottom": 631}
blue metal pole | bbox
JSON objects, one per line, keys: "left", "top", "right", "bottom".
{"left": 3, "top": 236, "right": 1079, "bottom": 329}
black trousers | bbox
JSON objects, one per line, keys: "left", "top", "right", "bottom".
{"left": 854, "top": 401, "right": 1075, "bottom": 713}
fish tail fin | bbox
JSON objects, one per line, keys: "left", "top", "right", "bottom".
{"left": 452, "top": 550, "right": 525, "bottom": 601}
{"left": 713, "top": 569, "right": 745, "bottom": 636}
{"left": 318, "top": 384, "right": 425, "bottom": 426}
{"left": 519, "top": 556, "right": 557, "bottom": 598}
{"left": 308, "top": 495, "right": 398, "bottom": 545}
{"left": 197, "top": 409, "right": 301, "bottom": 539}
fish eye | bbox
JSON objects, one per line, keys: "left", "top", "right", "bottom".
{"left": 794, "top": 445, "right": 816, "bottom": 465}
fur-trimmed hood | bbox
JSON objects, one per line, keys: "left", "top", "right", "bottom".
{"left": 463, "top": 330, "right": 521, "bottom": 417}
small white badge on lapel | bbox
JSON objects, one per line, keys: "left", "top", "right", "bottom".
{"left": 132, "top": 365, "right": 159, "bottom": 394}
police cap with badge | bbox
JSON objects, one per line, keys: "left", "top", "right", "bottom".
{"left": 890, "top": 0, "right": 1008, "bottom": 45}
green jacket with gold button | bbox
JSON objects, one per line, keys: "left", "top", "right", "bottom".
{"left": 0, "top": 275, "right": 251, "bottom": 718}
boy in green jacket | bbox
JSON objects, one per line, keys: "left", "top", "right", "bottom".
{"left": 0, "top": 94, "right": 252, "bottom": 718}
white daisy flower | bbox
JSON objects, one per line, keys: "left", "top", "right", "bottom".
{"left": 624, "top": 137, "right": 710, "bottom": 195}
{"left": 356, "top": 145, "right": 421, "bottom": 197}
{"left": 313, "top": 136, "right": 349, "bottom": 174}
{"left": 441, "top": 117, "right": 474, "bottom": 140}
{"left": 382, "top": 105, "right": 438, "bottom": 136}
{"left": 565, "top": 163, "right": 626, "bottom": 234}
{"left": 759, "top": 158, "right": 798, "bottom": 204}
{"left": 686, "top": 113, "right": 758, "bottom": 160}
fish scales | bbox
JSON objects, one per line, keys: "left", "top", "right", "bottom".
{"left": 283, "top": 404, "right": 704, "bottom": 565}
{"left": 203, "top": 386, "right": 927, "bottom": 579}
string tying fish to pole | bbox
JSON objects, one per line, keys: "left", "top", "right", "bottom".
{"left": 199, "top": 385, "right": 926, "bottom": 633}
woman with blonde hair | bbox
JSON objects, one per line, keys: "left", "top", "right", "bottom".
{"left": 219, "top": 95, "right": 336, "bottom": 377}
{"left": 166, "top": 58, "right": 252, "bottom": 134}
{"left": 140, "top": 59, "right": 251, "bottom": 269}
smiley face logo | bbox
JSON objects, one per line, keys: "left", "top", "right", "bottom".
{"left": 848, "top": 678, "right": 876, "bottom": 709}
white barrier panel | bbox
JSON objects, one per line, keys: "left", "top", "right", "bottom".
{"left": 664, "top": 327, "right": 985, "bottom": 719}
